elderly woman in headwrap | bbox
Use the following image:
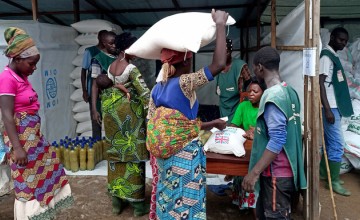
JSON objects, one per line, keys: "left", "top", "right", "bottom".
{"left": 146, "top": 9, "right": 229, "bottom": 220}
{"left": 97, "top": 32, "right": 150, "bottom": 217}
{"left": 0, "top": 27, "right": 73, "bottom": 219}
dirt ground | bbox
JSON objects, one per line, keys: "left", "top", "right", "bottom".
{"left": 0, "top": 170, "right": 359, "bottom": 220}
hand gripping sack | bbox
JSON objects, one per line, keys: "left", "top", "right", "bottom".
{"left": 126, "top": 12, "right": 235, "bottom": 60}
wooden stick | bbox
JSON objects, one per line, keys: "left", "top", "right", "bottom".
{"left": 319, "top": 105, "right": 338, "bottom": 220}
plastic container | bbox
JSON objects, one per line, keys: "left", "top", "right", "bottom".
{"left": 102, "top": 137, "right": 110, "bottom": 161}
{"left": 87, "top": 143, "right": 95, "bottom": 170}
{"left": 59, "top": 140, "right": 64, "bottom": 164}
{"left": 70, "top": 147, "right": 79, "bottom": 172}
{"left": 79, "top": 143, "right": 87, "bottom": 171}
{"left": 63, "top": 144, "right": 71, "bottom": 170}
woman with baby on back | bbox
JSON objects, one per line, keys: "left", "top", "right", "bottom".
{"left": 94, "top": 32, "right": 151, "bottom": 217}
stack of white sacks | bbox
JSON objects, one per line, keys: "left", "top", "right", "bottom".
{"left": 321, "top": 28, "right": 360, "bottom": 172}
{"left": 70, "top": 19, "right": 122, "bottom": 137}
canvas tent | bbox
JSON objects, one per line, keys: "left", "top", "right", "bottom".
{"left": 0, "top": 0, "right": 360, "bottom": 219}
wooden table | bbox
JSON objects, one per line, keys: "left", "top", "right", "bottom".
{"left": 206, "top": 140, "right": 252, "bottom": 176}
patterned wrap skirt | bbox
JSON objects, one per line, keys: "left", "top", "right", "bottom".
{"left": 156, "top": 140, "right": 206, "bottom": 220}
{"left": 101, "top": 87, "right": 149, "bottom": 202}
{"left": 4, "top": 112, "right": 73, "bottom": 219}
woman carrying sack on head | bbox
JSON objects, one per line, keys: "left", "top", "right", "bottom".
{"left": 0, "top": 27, "right": 73, "bottom": 219}
{"left": 146, "top": 9, "right": 229, "bottom": 220}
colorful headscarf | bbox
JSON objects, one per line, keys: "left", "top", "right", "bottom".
{"left": 4, "top": 27, "right": 39, "bottom": 58}
{"left": 159, "top": 48, "right": 193, "bottom": 83}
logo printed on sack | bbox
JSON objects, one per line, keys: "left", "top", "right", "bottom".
{"left": 215, "top": 132, "right": 229, "bottom": 144}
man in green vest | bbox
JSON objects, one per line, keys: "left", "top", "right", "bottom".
{"left": 81, "top": 30, "right": 108, "bottom": 139}
{"left": 319, "top": 27, "right": 353, "bottom": 196}
{"left": 216, "top": 38, "right": 252, "bottom": 123}
{"left": 242, "top": 46, "right": 306, "bottom": 219}
{"left": 90, "top": 31, "right": 117, "bottom": 136}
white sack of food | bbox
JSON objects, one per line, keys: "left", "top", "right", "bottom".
{"left": 72, "top": 78, "right": 82, "bottom": 89}
{"left": 75, "top": 33, "right": 98, "bottom": 45}
{"left": 126, "top": 12, "right": 235, "bottom": 60}
{"left": 73, "top": 111, "right": 91, "bottom": 123}
{"left": 76, "top": 120, "right": 92, "bottom": 133}
{"left": 70, "top": 89, "right": 83, "bottom": 102}
{"left": 340, "top": 154, "right": 353, "bottom": 174}
{"left": 78, "top": 45, "right": 93, "bottom": 55}
{"left": 71, "top": 19, "right": 114, "bottom": 33}
{"left": 79, "top": 130, "right": 92, "bottom": 137}
{"left": 204, "top": 127, "right": 246, "bottom": 157}
{"left": 72, "top": 54, "right": 83, "bottom": 67}
{"left": 72, "top": 101, "right": 89, "bottom": 113}
{"left": 70, "top": 66, "right": 82, "bottom": 80}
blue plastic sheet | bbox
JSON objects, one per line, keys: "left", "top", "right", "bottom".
{"left": 0, "top": 134, "right": 8, "bottom": 164}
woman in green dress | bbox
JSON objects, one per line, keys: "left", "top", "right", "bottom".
{"left": 229, "top": 78, "right": 266, "bottom": 219}
{"left": 96, "top": 32, "right": 150, "bottom": 217}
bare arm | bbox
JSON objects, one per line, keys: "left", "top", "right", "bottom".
{"left": 201, "top": 118, "right": 226, "bottom": 131}
{"left": 319, "top": 74, "right": 334, "bottom": 124}
{"left": 91, "top": 78, "right": 101, "bottom": 125}
{"left": 0, "top": 96, "right": 27, "bottom": 165}
{"left": 242, "top": 149, "right": 277, "bottom": 192}
{"left": 81, "top": 68, "right": 89, "bottom": 102}
{"left": 208, "top": 10, "right": 228, "bottom": 76}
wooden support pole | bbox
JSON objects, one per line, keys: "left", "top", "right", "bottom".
{"left": 304, "top": 0, "right": 321, "bottom": 219}
{"left": 31, "top": 0, "right": 38, "bottom": 21}
{"left": 270, "top": 0, "right": 276, "bottom": 48}
{"left": 256, "top": 0, "right": 261, "bottom": 49}
{"left": 73, "top": 0, "right": 80, "bottom": 22}
{"left": 310, "top": 0, "right": 321, "bottom": 218}
{"left": 246, "top": 21, "right": 250, "bottom": 63}
{"left": 303, "top": 0, "right": 310, "bottom": 217}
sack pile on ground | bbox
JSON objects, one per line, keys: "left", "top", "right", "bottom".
{"left": 70, "top": 19, "right": 122, "bottom": 137}
{"left": 334, "top": 34, "right": 360, "bottom": 172}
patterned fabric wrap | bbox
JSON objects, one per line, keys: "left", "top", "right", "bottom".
{"left": 3, "top": 112, "right": 69, "bottom": 207}
{"left": 156, "top": 140, "right": 206, "bottom": 220}
{"left": 101, "top": 65, "right": 149, "bottom": 202}
{"left": 101, "top": 77, "right": 149, "bottom": 162}
{"left": 107, "top": 161, "right": 145, "bottom": 201}
{"left": 4, "top": 27, "right": 36, "bottom": 58}
{"left": 149, "top": 154, "right": 159, "bottom": 220}
{"left": 146, "top": 106, "right": 201, "bottom": 158}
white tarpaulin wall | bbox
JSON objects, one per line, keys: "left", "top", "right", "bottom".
{"left": 261, "top": 2, "right": 305, "bottom": 118}
{"left": 0, "top": 21, "right": 78, "bottom": 142}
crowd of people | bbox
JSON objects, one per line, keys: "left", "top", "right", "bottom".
{"left": 0, "top": 8, "right": 355, "bottom": 220}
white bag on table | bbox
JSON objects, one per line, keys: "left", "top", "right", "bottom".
{"left": 204, "top": 127, "right": 246, "bottom": 157}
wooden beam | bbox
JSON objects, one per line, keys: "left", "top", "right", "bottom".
{"left": 85, "top": 0, "right": 122, "bottom": 26}
{"left": 271, "top": 0, "right": 276, "bottom": 48}
{"left": 31, "top": 0, "right": 38, "bottom": 21}
{"left": 73, "top": 0, "right": 80, "bottom": 22}
{"left": 0, "top": 0, "right": 66, "bottom": 25}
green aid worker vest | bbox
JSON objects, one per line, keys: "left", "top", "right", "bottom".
{"left": 216, "top": 59, "right": 246, "bottom": 122}
{"left": 249, "top": 83, "right": 307, "bottom": 192}
{"left": 320, "top": 49, "right": 354, "bottom": 117}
